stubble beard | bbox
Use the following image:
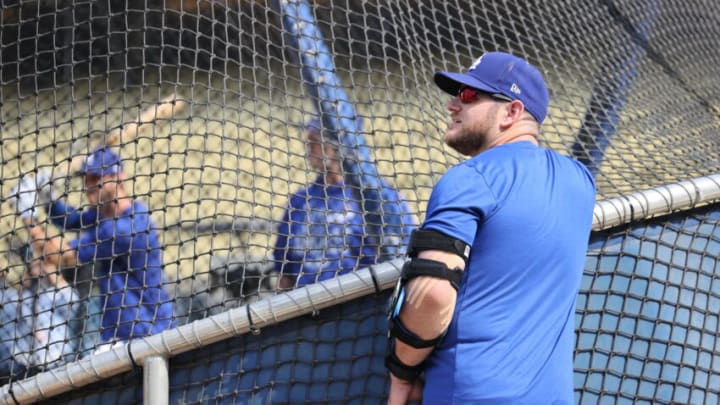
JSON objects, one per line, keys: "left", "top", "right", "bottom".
{"left": 445, "top": 104, "right": 500, "bottom": 156}
{"left": 445, "top": 121, "right": 492, "bottom": 156}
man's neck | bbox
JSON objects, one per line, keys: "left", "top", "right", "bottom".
{"left": 478, "top": 122, "right": 540, "bottom": 155}
{"left": 102, "top": 196, "right": 133, "bottom": 217}
{"left": 117, "top": 197, "right": 133, "bottom": 213}
{"left": 496, "top": 133, "right": 538, "bottom": 146}
{"left": 325, "top": 172, "right": 344, "bottom": 185}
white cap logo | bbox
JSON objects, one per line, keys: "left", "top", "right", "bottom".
{"left": 510, "top": 83, "right": 522, "bottom": 95}
{"left": 469, "top": 55, "right": 485, "bottom": 71}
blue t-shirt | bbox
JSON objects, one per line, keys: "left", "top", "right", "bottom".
{"left": 421, "top": 142, "right": 596, "bottom": 404}
{"left": 50, "top": 200, "right": 176, "bottom": 342}
{"left": 274, "top": 176, "right": 416, "bottom": 287}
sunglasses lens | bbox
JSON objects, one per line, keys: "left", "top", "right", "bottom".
{"left": 458, "top": 88, "right": 477, "bottom": 103}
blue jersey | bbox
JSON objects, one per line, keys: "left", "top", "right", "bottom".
{"left": 421, "top": 142, "right": 596, "bottom": 404}
{"left": 274, "top": 176, "right": 416, "bottom": 287}
{"left": 49, "top": 200, "right": 175, "bottom": 342}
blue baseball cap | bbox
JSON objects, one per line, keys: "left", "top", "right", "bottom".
{"left": 433, "top": 51, "right": 549, "bottom": 123}
{"left": 78, "top": 147, "right": 123, "bottom": 177}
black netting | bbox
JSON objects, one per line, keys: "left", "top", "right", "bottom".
{"left": 29, "top": 205, "right": 720, "bottom": 404}
{"left": 1, "top": 0, "right": 719, "bottom": 402}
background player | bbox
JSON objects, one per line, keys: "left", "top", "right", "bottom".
{"left": 274, "top": 117, "right": 417, "bottom": 288}
{"left": 10, "top": 147, "right": 176, "bottom": 347}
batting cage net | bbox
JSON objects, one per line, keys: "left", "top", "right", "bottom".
{"left": 0, "top": 0, "right": 718, "bottom": 403}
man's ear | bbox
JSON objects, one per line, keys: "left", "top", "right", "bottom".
{"left": 499, "top": 100, "right": 526, "bottom": 128}
{"left": 507, "top": 100, "right": 526, "bottom": 121}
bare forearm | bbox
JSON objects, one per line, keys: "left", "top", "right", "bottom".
{"left": 23, "top": 217, "right": 77, "bottom": 268}
{"left": 24, "top": 217, "right": 48, "bottom": 254}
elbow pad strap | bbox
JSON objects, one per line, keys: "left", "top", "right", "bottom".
{"left": 402, "top": 258, "right": 462, "bottom": 291}
{"left": 389, "top": 312, "right": 445, "bottom": 348}
{"left": 408, "top": 229, "right": 470, "bottom": 262}
{"left": 385, "top": 346, "right": 425, "bottom": 382}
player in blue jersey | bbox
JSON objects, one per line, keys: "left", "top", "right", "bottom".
{"left": 11, "top": 147, "right": 176, "bottom": 346}
{"left": 385, "top": 52, "right": 596, "bottom": 404}
{"left": 274, "top": 118, "right": 416, "bottom": 288}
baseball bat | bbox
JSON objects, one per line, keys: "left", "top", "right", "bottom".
{"left": 52, "top": 93, "right": 187, "bottom": 180}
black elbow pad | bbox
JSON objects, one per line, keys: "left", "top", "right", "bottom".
{"left": 407, "top": 229, "right": 470, "bottom": 262}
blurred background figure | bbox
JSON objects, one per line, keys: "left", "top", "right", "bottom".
{"left": 274, "top": 117, "right": 417, "bottom": 289}
{"left": 16, "top": 243, "right": 81, "bottom": 371}
{"left": 9, "top": 146, "right": 176, "bottom": 350}
{"left": 0, "top": 256, "right": 26, "bottom": 384}
{"left": 176, "top": 252, "right": 277, "bottom": 323}
{"left": 1, "top": 240, "right": 81, "bottom": 383}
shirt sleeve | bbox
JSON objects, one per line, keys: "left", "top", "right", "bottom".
{"left": 127, "top": 231, "right": 157, "bottom": 276}
{"left": 46, "top": 200, "right": 98, "bottom": 231}
{"left": 70, "top": 218, "right": 131, "bottom": 264}
{"left": 69, "top": 229, "right": 96, "bottom": 264}
{"left": 422, "top": 163, "right": 497, "bottom": 246}
{"left": 273, "top": 200, "right": 302, "bottom": 278}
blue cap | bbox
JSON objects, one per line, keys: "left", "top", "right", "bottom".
{"left": 433, "top": 52, "right": 549, "bottom": 123}
{"left": 79, "top": 147, "right": 123, "bottom": 177}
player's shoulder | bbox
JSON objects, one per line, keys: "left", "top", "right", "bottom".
{"left": 99, "top": 201, "right": 152, "bottom": 233}
{"left": 288, "top": 186, "right": 312, "bottom": 206}
{"left": 544, "top": 148, "right": 597, "bottom": 190}
{"left": 439, "top": 157, "right": 488, "bottom": 186}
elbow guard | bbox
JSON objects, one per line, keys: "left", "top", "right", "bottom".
{"left": 407, "top": 229, "right": 470, "bottom": 262}
{"left": 387, "top": 258, "right": 462, "bottom": 348}
{"left": 385, "top": 227, "right": 467, "bottom": 380}
{"left": 385, "top": 256, "right": 464, "bottom": 380}
{"left": 403, "top": 228, "right": 469, "bottom": 291}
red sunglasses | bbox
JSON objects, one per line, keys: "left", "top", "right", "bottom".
{"left": 457, "top": 86, "right": 513, "bottom": 104}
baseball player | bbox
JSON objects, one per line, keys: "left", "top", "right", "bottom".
{"left": 10, "top": 147, "right": 176, "bottom": 346}
{"left": 386, "top": 52, "right": 596, "bottom": 404}
{"left": 274, "top": 117, "right": 417, "bottom": 288}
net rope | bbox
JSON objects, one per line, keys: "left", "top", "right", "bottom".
{"left": 0, "top": 0, "right": 719, "bottom": 403}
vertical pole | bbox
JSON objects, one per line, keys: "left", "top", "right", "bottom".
{"left": 571, "top": 0, "right": 661, "bottom": 176}
{"left": 271, "top": 0, "right": 415, "bottom": 261}
{"left": 143, "top": 355, "right": 169, "bottom": 405}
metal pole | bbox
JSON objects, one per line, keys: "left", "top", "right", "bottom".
{"left": 143, "top": 355, "right": 169, "bottom": 405}
{"left": 571, "top": 0, "right": 661, "bottom": 175}
{"left": 592, "top": 173, "right": 720, "bottom": 231}
{"left": 270, "top": 0, "right": 415, "bottom": 260}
